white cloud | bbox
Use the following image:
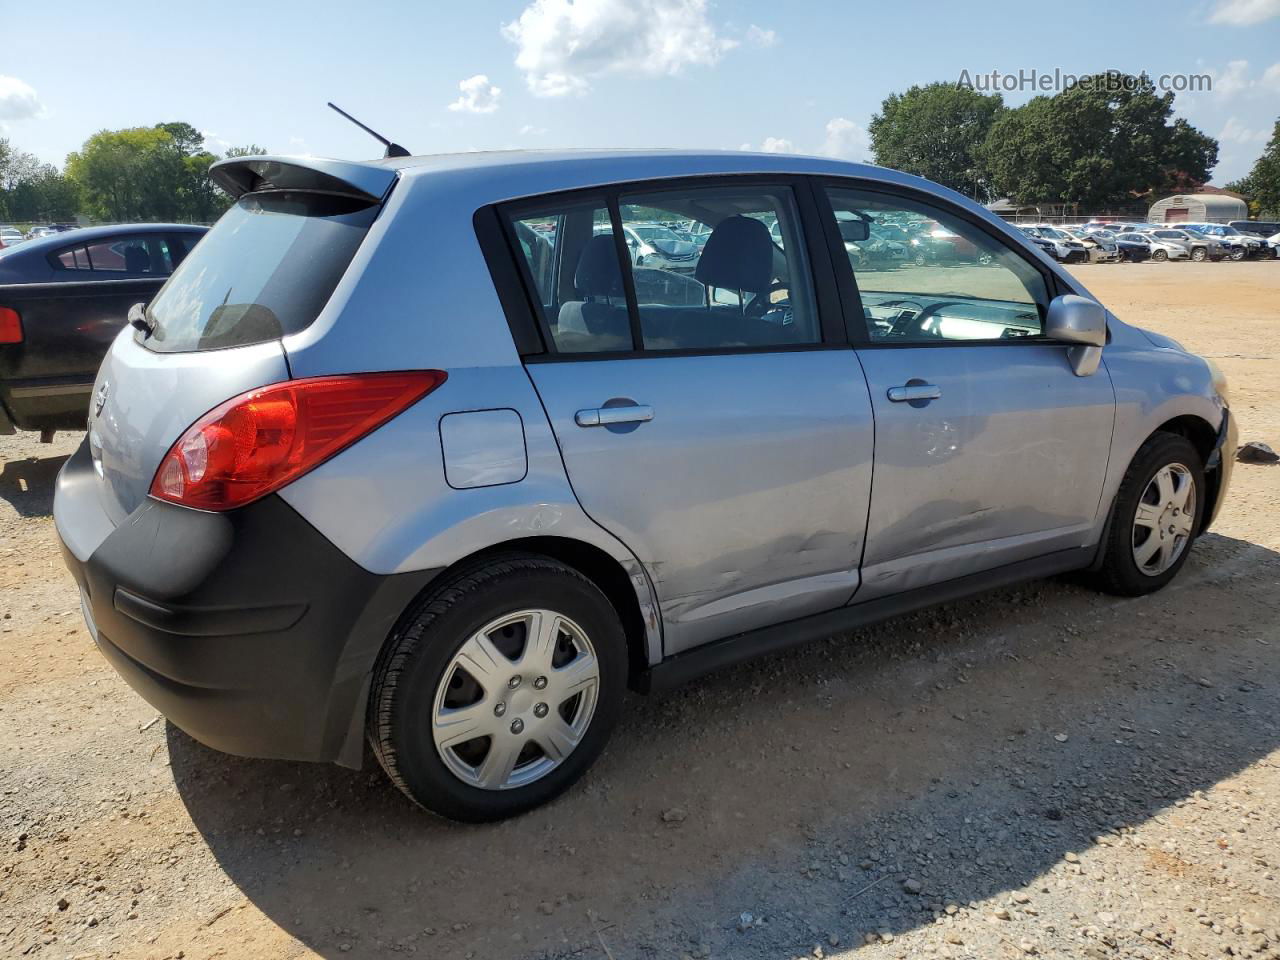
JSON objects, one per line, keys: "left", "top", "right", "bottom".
{"left": 518, "top": 123, "right": 548, "bottom": 135}
{"left": 1261, "top": 62, "right": 1280, "bottom": 90}
{"left": 201, "top": 130, "right": 231, "bottom": 154}
{"left": 745, "top": 24, "right": 778, "bottom": 48}
{"left": 820, "top": 117, "right": 870, "bottom": 161}
{"left": 1218, "top": 116, "right": 1268, "bottom": 143}
{"left": 1208, "top": 0, "right": 1280, "bottom": 24}
{"left": 0, "top": 75, "right": 43, "bottom": 122}
{"left": 503, "top": 0, "right": 737, "bottom": 97}
{"left": 448, "top": 74, "right": 503, "bottom": 114}
{"left": 1212, "top": 59, "right": 1253, "bottom": 95}
{"left": 740, "top": 137, "right": 794, "bottom": 153}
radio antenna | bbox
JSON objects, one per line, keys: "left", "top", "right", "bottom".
{"left": 327, "top": 102, "right": 411, "bottom": 158}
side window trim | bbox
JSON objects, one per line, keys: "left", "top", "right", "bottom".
{"left": 605, "top": 194, "right": 644, "bottom": 352}
{"left": 489, "top": 173, "right": 848, "bottom": 360}
{"left": 815, "top": 177, "right": 1064, "bottom": 348}
{"left": 473, "top": 205, "right": 549, "bottom": 356}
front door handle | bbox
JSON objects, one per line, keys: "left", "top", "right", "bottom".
{"left": 887, "top": 383, "right": 942, "bottom": 403}
{"left": 575, "top": 404, "right": 654, "bottom": 427}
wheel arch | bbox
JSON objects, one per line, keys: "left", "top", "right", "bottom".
{"left": 417, "top": 536, "right": 657, "bottom": 691}
{"left": 1152, "top": 414, "right": 1222, "bottom": 533}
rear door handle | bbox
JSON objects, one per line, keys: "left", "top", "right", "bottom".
{"left": 575, "top": 404, "right": 654, "bottom": 427}
{"left": 887, "top": 383, "right": 942, "bottom": 403}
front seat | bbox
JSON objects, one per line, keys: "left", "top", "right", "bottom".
{"left": 556, "top": 234, "right": 630, "bottom": 348}
{"left": 123, "top": 244, "right": 151, "bottom": 274}
{"left": 693, "top": 215, "right": 774, "bottom": 301}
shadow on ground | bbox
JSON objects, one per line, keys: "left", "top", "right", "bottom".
{"left": 167, "top": 532, "right": 1280, "bottom": 959}
{"left": 0, "top": 453, "right": 69, "bottom": 518}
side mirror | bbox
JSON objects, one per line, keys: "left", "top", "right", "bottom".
{"left": 1045, "top": 294, "right": 1106, "bottom": 376}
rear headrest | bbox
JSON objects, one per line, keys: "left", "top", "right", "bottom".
{"left": 123, "top": 245, "right": 150, "bottom": 273}
{"left": 694, "top": 216, "right": 773, "bottom": 293}
{"left": 574, "top": 234, "right": 624, "bottom": 298}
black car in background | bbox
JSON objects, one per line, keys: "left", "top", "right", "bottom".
{"left": 0, "top": 223, "right": 207, "bottom": 438}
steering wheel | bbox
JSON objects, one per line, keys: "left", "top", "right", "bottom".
{"left": 745, "top": 282, "right": 791, "bottom": 318}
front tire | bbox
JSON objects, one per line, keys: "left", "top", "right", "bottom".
{"left": 368, "top": 555, "right": 627, "bottom": 822}
{"left": 1092, "top": 433, "right": 1204, "bottom": 597}
{"left": 1191, "top": 247, "right": 1207, "bottom": 262}
{"left": 1152, "top": 249, "right": 1168, "bottom": 262}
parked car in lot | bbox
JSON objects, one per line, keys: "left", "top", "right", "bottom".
{"left": 1267, "top": 231, "right": 1280, "bottom": 258}
{"left": 0, "top": 227, "right": 25, "bottom": 248}
{"left": 1018, "top": 225, "right": 1089, "bottom": 263}
{"left": 54, "top": 150, "right": 1235, "bottom": 822}
{"left": 1183, "top": 223, "right": 1266, "bottom": 260}
{"left": 1063, "top": 228, "right": 1121, "bottom": 263}
{"left": 1227, "top": 219, "right": 1280, "bottom": 241}
{"left": 0, "top": 223, "right": 207, "bottom": 437}
{"left": 1147, "top": 228, "right": 1226, "bottom": 262}
{"left": 1131, "top": 231, "right": 1191, "bottom": 262}
{"left": 1091, "top": 230, "right": 1151, "bottom": 263}
{"left": 621, "top": 222, "right": 701, "bottom": 273}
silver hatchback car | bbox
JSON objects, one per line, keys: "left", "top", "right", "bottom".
{"left": 54, "top": 150, "right": 1235, "bottom": 821}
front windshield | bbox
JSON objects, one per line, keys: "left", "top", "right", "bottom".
{"left": 1039, "top": 228, "right": 1068, "bottom": 240}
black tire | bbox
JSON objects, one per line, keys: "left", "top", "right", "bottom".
{"left": 368, "top": 554, "right": 628, "bottom": 822}
{"left": 1092, "top": 433, "right": 1204, "bottom": 597}
{"left": 1190, "top": 247, "right": 1207, "bottom": 262}
{"left": 1152, "top": 249, "right": 1168, "bottom": 262}
{"left": 1229, "top": 247, "right": 1246, "bottom": 261}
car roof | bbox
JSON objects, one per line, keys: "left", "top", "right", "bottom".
{"left": 9, "top": 222, "right": 207, "bottom": 258}
{"left": 212, "top": 148, "right": 964, "bottom": 209}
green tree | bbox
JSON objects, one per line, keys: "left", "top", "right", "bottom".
{"left": 66, "top": 126, "right": 176, "bottom": 221}
{"left": 223, "top": 144, "right": 268, "bottom": 159}
{"left": 981, "top": 72, "right": 1218, "bottom": 209}
{"left": 868, "top": 83, "right": 1005, "bottom": 199}
{"left": 1226, "top": 117, "right": 1280, "bottom": 218}
{"left": 0, "top": 139, "right": 79, "bottom": 221}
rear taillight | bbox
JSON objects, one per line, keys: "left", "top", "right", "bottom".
{"left": 0, "top": 307, "right": 22, "bottom": 344}
{"left": 150, "top": 371, "right": 446, "bottom": 511}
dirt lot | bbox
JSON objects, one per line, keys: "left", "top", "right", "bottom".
{"left": 1, "top": 261, "right": 1278, "bottom": 960}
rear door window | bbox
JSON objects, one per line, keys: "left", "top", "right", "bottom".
{"left": 144, "top": 192, "right": 377, "bottom": 353}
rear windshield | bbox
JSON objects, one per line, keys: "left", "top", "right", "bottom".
{"left": 144, "top": 191, "right": 378, "bottom": 353}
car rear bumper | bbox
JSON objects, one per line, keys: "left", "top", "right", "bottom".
{"left": 53, "top": 439, "right": 440, "bottom": 768}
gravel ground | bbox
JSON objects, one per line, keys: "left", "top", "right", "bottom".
{"left": 1, "top": 261, "right": 1278, "bottom": 960}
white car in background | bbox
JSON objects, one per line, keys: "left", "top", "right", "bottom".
{"left": 1266, "top": 232, "right": 1280, "bottom": 259}
{"left": 0, "top": 227, "right": 24, "bottom": 248}
{"left": 1017, "top": 225, "right": 1089, "bottom": 263}
{"left": 1063, "top": 227, "right": 1121, "bottom": 263}
{"left": 1132, "top": 232, "right": 1191, "bottom": 262}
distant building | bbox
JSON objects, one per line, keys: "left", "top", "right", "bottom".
{"left": 1148, "top": 191, "right": 1248, "bottom": 224}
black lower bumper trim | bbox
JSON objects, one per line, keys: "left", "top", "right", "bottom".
{"left": 55, "top": 439, "right": 441, "bottom": 767}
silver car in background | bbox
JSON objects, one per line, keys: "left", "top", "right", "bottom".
{"left": 54, "top": 150, "right": 1235, "bottom": 822}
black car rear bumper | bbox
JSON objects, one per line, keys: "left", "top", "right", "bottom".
{"left": 54, "top": 440, "right": 440, "bottom": 768}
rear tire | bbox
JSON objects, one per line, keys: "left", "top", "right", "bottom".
{"left": 1091, "top": 433, "right": 1204, "bottom": 597}
{"left": 368, "top": 555, "right": 627, "bottom": 822}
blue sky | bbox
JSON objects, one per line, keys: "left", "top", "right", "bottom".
{"left": 2, "top": 0, "right": 1278, "bottom": 184}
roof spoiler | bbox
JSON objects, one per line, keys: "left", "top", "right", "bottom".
{"left": 209, "top": 155, "right": 398, "bottom": 203}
